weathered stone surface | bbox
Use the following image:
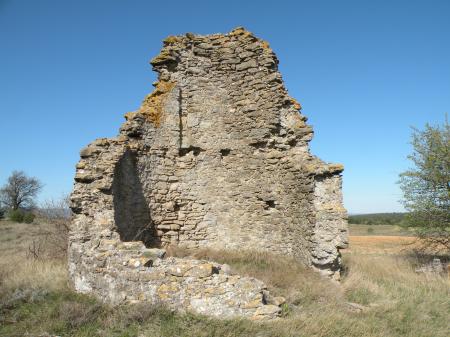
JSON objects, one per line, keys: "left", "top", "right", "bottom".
{"left": 69, "top": 27, "right": 348, "bottom": 319}
{"left": 415, "top": 258, "right": 446, "bottom": 275}
{"left": 253, "top": 305, "right": 282, "bottom": 319}
{"left": 263, "top": 290, "right": 286, "bottom": 306}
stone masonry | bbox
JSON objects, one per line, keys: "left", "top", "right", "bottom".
{"left": 69, "top": 27, "right": 348, "bottom": 319}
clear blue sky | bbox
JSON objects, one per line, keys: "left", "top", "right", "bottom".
{"left": 1, "top": 0, "right": 449, "bottom": 214}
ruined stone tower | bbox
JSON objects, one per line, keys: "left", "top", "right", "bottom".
{"left": 69, "top": 28, "right": 348, "bottom": 318}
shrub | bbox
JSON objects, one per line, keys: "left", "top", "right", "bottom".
{"left": 23, "top": 212, "right": 35, "bottom": 224}
{"left": 37, "top": 196, "right": 72, "bottom": 258}
{"left": 8, "top": 209, "right": 25, "bottom": 223}
{"left": 7, "top": 209, "right": 35, "bottom": 223}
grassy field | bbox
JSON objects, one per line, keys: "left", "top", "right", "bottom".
{"left": 348, "top": 224, "right": 413, "bottom": 236}
{"left": 0, "top": 219, "right": 449, "bottom": 337}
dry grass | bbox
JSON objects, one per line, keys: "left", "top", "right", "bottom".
{"left": 346, "top": 235, "right": 418, "bottom": 254}
{"left": 345, "top": 235, "right": 449, "bottom": 260}
{"left": 167, "top": 246, "right": 450, "bottom": 336}
{"left": 0, "top": 219, "right": 69, "bottom": 307}
{"left": 348, "top": 224, "right": 413, "bottom": 236}
{"left": 0, "top": 257, "right": 67, "bottom": 294}
{"left": 1, "top": 220, "right": 449, "bottom": 337}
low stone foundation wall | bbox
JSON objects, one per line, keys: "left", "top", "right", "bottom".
{"left": 70, "top": 237, "right": 283, "bottom": 320}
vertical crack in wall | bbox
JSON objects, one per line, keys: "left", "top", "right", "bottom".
{"left": 177, "top": 88, "right": 183, "bottom": 152}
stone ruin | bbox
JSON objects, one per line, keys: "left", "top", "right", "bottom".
{"left": 415, "top": 258, "right": 448, "bottom": 275}
{"left": 69, "top": 27, "right": 348, "bottom": 319}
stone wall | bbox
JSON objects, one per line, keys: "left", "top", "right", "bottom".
{"left": 69, "top": 27, "right": 348, "bottom": 319}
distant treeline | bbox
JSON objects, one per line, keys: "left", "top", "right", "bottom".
{"left": 348, "top": 213, "right": 406, "bottom": 226}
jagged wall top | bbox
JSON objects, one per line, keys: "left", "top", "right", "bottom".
{"left": 124, "top": 27, "right": 311, "bottom": 139}
{"left": 119, "top": 27, "right": 344, "bottom": 176}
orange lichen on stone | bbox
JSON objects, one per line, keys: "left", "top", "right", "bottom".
{"left": 261, "top": 40, "right": 271, "bottom": 51}
{"left": 229, "top": 27, "right": 254, "bottom": 39}
{"left": 139, "top": 81, "right": 176, "bottom": 127}
{"left": 163, "top": 35, "right": 181, "bottom": 45}
{"left": 150, "top": 49, "right": 178, "bottom": 66}
{"left": 290, "top": 97, "right": 302, "bottom": 110}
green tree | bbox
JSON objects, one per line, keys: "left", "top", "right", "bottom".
{"left": 399, "top": 117, "right": 450, "bottom": 249}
